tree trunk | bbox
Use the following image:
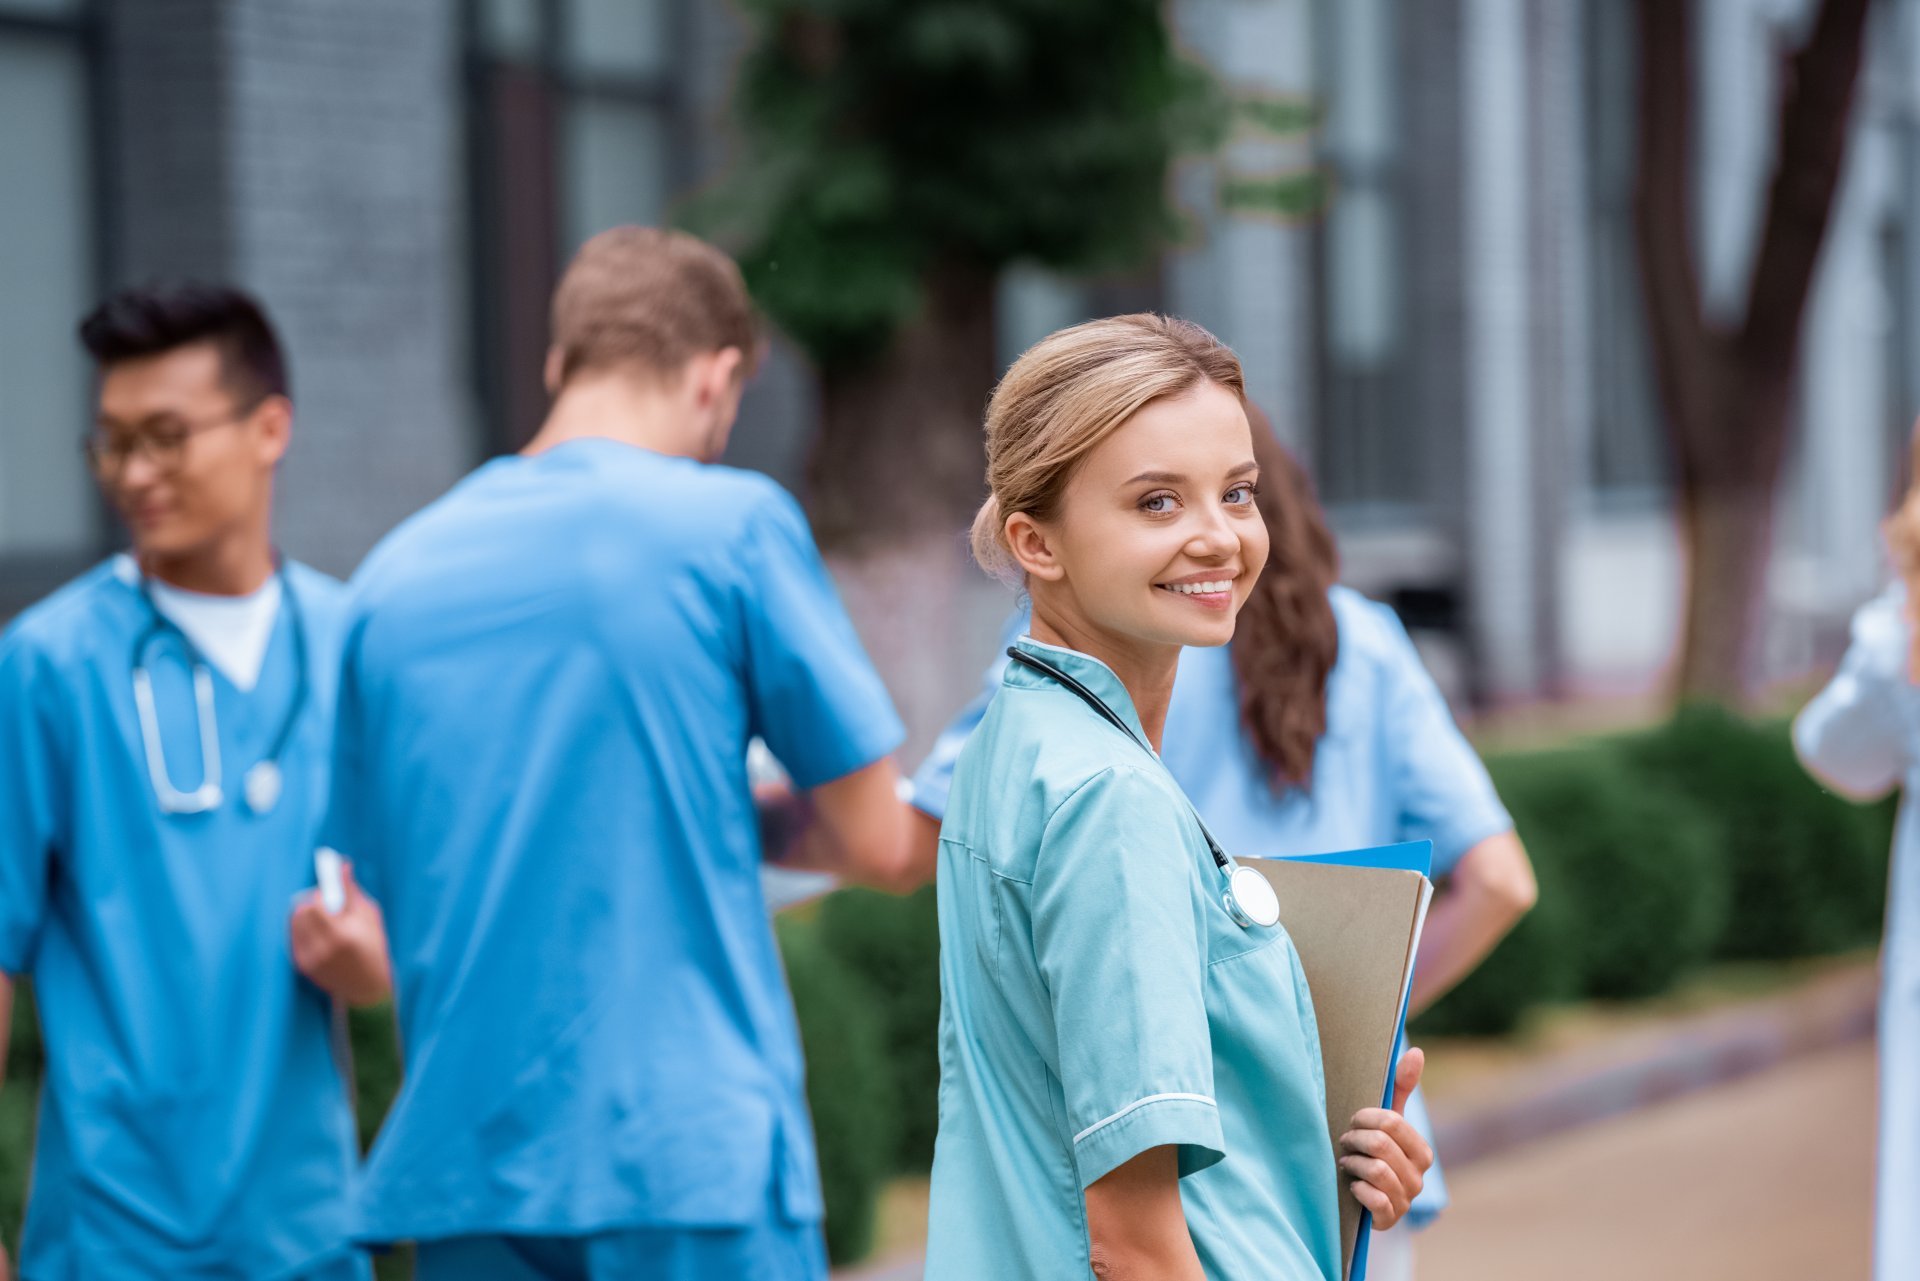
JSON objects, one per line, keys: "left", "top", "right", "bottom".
{"left": 807, "top": 263, "right": 1005, "bottom": 755}
{"left": 1633, "top": 0, "right": 1869, "bottom": 707}
{"left": 806, "top": 264, "right": 999, "bottom": 555}
{"left": 1670, "top": 380, "right": 1794, "bottom": 703}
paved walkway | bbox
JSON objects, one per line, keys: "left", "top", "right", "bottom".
{"left": 1416, "top": 1041, "right": 1876, "bottom": 1281}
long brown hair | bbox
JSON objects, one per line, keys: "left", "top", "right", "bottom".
{"left": 1230, "top": 406, "right": 1340, "bottom": 792}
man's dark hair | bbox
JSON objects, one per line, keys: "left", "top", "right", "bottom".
{"left": 78, "top": 283, "right": 290, "bottom": 405}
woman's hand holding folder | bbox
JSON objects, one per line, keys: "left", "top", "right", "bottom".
{"left": 1337, "top": 1048, "right": 1433, "bottom": 1231}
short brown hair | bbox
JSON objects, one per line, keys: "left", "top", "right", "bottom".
{"left": 550, "top": 226, "right": 759, "bottom": 386}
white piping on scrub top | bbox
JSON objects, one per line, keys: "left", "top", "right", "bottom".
{"left": 1073, "top": 1093, "right": 1219, "bottom": 1145}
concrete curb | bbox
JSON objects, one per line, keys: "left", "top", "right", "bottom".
{"left": 835, "top": 963, "right": 1880, "bottom": 1279}
{"left": 1428, "top": 962, "right": 1878, "bottom": 1167}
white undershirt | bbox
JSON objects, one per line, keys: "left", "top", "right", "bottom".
{"left": 147, "top": 573, "right": 283, "bottom": 692}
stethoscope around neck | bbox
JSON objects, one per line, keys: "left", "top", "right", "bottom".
{"left": 129, "top": 561, "right": 308, "bottom": 817}
{"left": 1006, "top": 646, "right": 1282, "bottom": 930}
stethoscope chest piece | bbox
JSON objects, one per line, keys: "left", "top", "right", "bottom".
{"left": 1224, "top": 863, "right": 1281, "bottom": 929}
{"left": 243, "top": 760, "right": 283, "bottom": 816}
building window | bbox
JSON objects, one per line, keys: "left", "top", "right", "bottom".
{"left": 1582, "top": 0, "right": 1670, "bottom": 504}
{"left": 466, "top": 0, "right": 684, "bottom": 451}
{"left": 1310, "top": 0, "right": 1419, "bottom": 513}
{"left": 0, "top": 0, "right": 103, "bottom": 615}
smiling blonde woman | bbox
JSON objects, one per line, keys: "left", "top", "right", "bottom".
{"left": 924, "top": 315, "right": 1430, "bottom": 1280}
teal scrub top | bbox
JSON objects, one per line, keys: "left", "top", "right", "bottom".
{"left": 926, "top": 636, "right": 1342, "bottom": 1281}
{"left": 0, "top": 558, "right": 363, "bottom": 1280}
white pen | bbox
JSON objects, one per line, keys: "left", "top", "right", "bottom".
{"left": 314, "top": 846, "right": 347, "bottom": 915}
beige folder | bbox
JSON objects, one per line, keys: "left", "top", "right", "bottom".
{"left": 1245, "top": 858, "right": 1434, "bottom": 1281}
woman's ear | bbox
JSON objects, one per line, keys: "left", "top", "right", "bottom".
{"left": 1006, "top": 511, "right": 1065, "bottom": 582}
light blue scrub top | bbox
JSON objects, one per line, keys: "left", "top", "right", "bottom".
{"left": 1793, "top": 583, "right": 1920, "bottom": 1281}
{"left": 327, "top": 439, "right": 904, "bottom": 1245}
{"left": 927, "top": 636, "right": 1341, "bottom": 1280}
{"left": 915, "top": 586, "right": 1513, "bottom": 1227}
{"left": 0, "top": 558, "right": 362, "bottom": 1280}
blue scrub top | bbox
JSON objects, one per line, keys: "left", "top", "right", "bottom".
{"left": 328, "top": 438, "right": 904, "bottom": 1245}
{"left": 914, "top": 586, "right": 1513, "bottom": 1227}
{"left": 0, "top": 557, "right": 362, "bottom": 1279}
{"left": 927, "top": 637, "right": 1341, "bottom": 1281}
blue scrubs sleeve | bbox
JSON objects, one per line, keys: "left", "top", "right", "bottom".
{"left": 738, "top": 490, "right": 904, "bottom": 789}
{"left": 1794, "top": 584, "right": 1911, "bottom": 800}
{"left": 1033, "top": 765, "right": 1225, "bottom": 1188}
{"left": 910, "top": 608, "right": 1025, "bottom": 819}
{"left": 1376, "top": 609, "right": 1512, "bottom": 876}
{"left": 0, "top": 636, "right": 62, "bottom": 973}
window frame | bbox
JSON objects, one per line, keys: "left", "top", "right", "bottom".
{"left": 1576, "top": 0, "right": 1672, "bottom": 513}
{"left": 0, "top": 0, "right": 113, "bottom": 622}
{"left": 461, "top": 0, "right": 691, "bottom": 455}
{"left": 1306, "top": 0, "right": 1424, "bottom": 522}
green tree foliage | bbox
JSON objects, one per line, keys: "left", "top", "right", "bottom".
{"left": 697, "top": 0, "right": 1227, "bottom": 368}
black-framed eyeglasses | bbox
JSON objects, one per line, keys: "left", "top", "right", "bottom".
{"left": 83, "top": 406, "right": 260, "bottom": 480}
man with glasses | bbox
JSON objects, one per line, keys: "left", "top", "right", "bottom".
{"left": 0, "top": 283, "right": 390, "bottom": 1279}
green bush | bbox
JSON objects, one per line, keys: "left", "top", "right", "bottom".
{"left": 7, "top": 982, "right": 39, "bottom": 1080}
{"left": 1505, "top": 745, "right": 1728, "bottom": 1000}
{"left": 1412, "top": 806, "right": 1578, "bottom": 1037}
{"left": 0, "top": 982, "right": 35, "bottom": 1259}
{"left": 348, "top": 1003, "right": 403, "bottom": 1152}
{"left": 0, "top": 1076, "right": 32, "bottom": 1261}
{"left": 778, "top": 916, "right": 899, "bottom": 1266}
{"left": 816, "top": 885, "right": 941, "bottom": 1172}
{"left": 1619, "top": 706, "right": 1888, "bottom": 959}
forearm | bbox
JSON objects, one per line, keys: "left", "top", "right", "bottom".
{"left": 1408, "top": 832, "right": 1536, "bottom": 1014}
{"left": 772, "top": 760, "right": 930, "bottom": 894}
{"left": 1087, "top": 1234, "right": 1205, "bottom": 1281}
{"left": 1083, "top": 1147, "right": 1205, "bottom": 1281}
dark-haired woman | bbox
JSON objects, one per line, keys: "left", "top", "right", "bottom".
{"left": 911, "top": 413, "right": 1536, "bottom": 1279}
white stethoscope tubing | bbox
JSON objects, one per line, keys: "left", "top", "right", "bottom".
{"left": 131, "top": 658, "right": 225, "bottom": 814}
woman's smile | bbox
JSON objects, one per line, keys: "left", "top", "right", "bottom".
{"left": 1155, "top": 572, "right": 1240, "bottom": 609}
